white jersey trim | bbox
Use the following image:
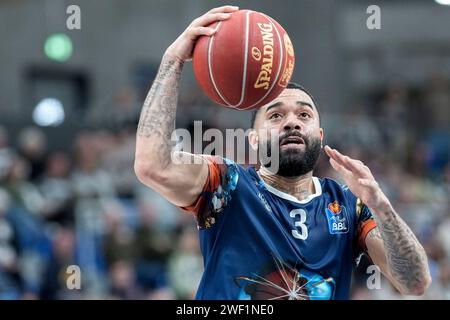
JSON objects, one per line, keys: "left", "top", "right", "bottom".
{"left": 261, "top": 176, "right": 322, "bottom": 204}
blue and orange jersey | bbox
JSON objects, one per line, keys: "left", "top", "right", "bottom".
{"left": 180, "top": 156, "right": 377, "bottom": 300}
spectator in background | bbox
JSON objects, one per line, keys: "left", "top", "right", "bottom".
{"left": 423, "top": 74, "right": 450, "bottom": 177}
{"left": 17, "top": 127, "right": 47, "bottom": 182}
{"left": 378, "top": 83, "right": 409, "bottom": 160}
{"left": 134, "top": 200, "right": 176, "bottom": 299}
{"left": 168, "top": 227, "right": 203, "bottom": 300}
{"left": 71, "top": 131, "right": 116, "bottom": 297}
{"left": 102, "top": 128, "right": 139, "bottom": 199}
{"left": 0, "top": 188, "right": 21, "bottom": 300}
{"left": 424, "top": 73, "right": 450, "bottom": 132}
{"left": 1, "top": 171, "right": 50, "bottom": 299}
{"left": 4, "top": 155, "right": 45, "bottom": 216}
{"left": 39, "top": 151, "right": 74, "bottom": 225}
{"left": 102, "top": 199, "right": 177, "bottom": 299}
{"left": 0, "top": 126, "right": 14, "bottom": 182}
{"left": 103, "top": 201, "right": 137, "bottom": 266}
{"left": 40, "top": 226, "right": 81, "bottom": 300}
{"left": 109, "top": 260, "right": 141, "bottom": 299}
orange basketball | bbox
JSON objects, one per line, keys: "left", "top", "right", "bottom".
{"left": 193, "top": 9, "right": 295, "bottom": 110}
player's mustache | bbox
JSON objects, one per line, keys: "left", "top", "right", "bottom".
{"left": 278, "top": 131, "right": 309, "bottom": 145}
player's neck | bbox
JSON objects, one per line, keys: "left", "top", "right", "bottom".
{"left": 258, "top": 167, "right": 315, "bottom": 201}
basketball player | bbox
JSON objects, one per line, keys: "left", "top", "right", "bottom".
{"left": 134, "top": 5, "right": 431, "bottom": 299}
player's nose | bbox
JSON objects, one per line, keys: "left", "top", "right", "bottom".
{"left": 283, "top": 113, "right": 302, "bottom": 131}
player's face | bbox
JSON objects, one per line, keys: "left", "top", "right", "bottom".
{"left": 250, "top": 88, "right": 324, "bottom": 177}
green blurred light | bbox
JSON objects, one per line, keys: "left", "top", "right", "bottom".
{"left": 44, "top": 33, "right": 73, "bottom": 62}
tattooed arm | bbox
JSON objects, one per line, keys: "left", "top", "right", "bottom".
{"left": 134, "top": 54, "right": 206, "bottom": 207}
{"left": 134, "top": 6, "right": 239, "bottom": 206}
{"left": 324, "top": 146, "right": 431, "bottom": 295}
{"left": 365, "top": 206, "right": 431, "bottom": 295}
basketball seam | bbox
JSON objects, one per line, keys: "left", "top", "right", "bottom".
{"left": 234, "top": 10, "right": 251, "bottom": 108}
{"left": 242, "top": 13, "right": 285, "bottom": 110}
{"left": 208, "top": 21, "right": 235, "bottom": 108}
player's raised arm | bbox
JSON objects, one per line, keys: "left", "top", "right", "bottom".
{"left": 134, "top": 6, "right": 239, "bottom": 207}
{"left": 324, "top": 146, "right": 432, "bottom": 296}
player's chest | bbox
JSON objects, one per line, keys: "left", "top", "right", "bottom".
{"left": 253, "top": 190, "right": 355, "bottom": 251}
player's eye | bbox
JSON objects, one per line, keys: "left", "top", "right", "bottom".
{"left": 300, "top": 112, "right": 311, "bottom": 119}
{"left": 269, "top": 113, "right": 282, "bottom": 120}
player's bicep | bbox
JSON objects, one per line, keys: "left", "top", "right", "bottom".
{"left": 137, "top": 151, "right": 209, "bottom": 207}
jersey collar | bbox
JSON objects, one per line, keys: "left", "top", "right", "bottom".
{"left": 250, "top": 167, "right": 323, "bottom": 204}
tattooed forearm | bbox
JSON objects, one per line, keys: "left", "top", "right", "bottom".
{"left": 138, "top": 55, "right": 183, "bottom": 138}
{"left": 374, "top": 206, "right": 430, "bottom": 294}
{"left": 136, "top": 55, "right": 183, "bottom": 166}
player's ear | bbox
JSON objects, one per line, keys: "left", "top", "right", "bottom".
{"left": 248, "top": 129, "right": 258, "bottom": 151}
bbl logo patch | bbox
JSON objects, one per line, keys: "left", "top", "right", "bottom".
{"left": 325, "top": 201, "right": 349, "bottom": 234}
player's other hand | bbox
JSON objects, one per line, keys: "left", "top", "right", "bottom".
{"left": 165, "top": 5, "right": 239, "bottom": 62}
{"left": 324, "top": 145, "right": 390, "bottom": 211}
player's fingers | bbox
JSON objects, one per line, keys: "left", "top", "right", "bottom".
{"left": 341, "top": 156, "right": 368, "bottom": 177}
{"left": 325, "top": 147, "right": 351, "bottom": 170}
{"left": 324, "top": 145, "right": 334, "bottom": 158}
{"left": 324, "top": 145, "right": 343, "bottom": 163}
{"left": 329, "top": 148, "right": 365, "bottom": 176}
{"left": 328, "top": 147, "right": 348, "bottom": 164}
{"left": 191, "top": 12, "right": 232, "bottom": 27}
{"left": 358, "top": 178, "right": 378, "bottom": 189}
{"left": 208, "top": 5, "right": 239, "bottom": 14}
{"left": 329, "top": 158, "right": 352, "bottom": 178}
{"left": 187, "top": 26, "right": 217, "bottom": 37}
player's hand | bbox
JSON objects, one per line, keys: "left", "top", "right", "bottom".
{"left": 165, "top": 5, "right": 239, "bottom": 62}
{"left": 324, "top": 145, "right": 389, "bottom": 211}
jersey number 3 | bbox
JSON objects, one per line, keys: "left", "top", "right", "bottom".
{"left": 290, "top": 209, "right": 308, "bottom": 240}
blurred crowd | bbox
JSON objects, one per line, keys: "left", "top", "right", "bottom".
{"left": 0, "top": 124, "right": 203, "bottom": 300}
{"left": 0, "top": 74, "right": 449, "bottom": 300}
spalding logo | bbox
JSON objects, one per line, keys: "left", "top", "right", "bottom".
{"left": 254, "top": 22, "right": 274, "bottom": 90}
{"left": 251, "top": 47, "right": 262, "bottom": 61}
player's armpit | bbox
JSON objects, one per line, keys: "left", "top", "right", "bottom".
{"left": 179, "top": 155, "right": 221, "bottom": 214}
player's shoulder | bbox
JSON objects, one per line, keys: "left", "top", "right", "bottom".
{"left": 318, "top": 176, "right": 346, "bottom": 190}
{"left": 318, "top": 176, "right": 358, "bottom": 201}
{"left": 204, "top": 155, "right": 252, "bottom": 174}
{"left": 203, "top": 155, "right": 246, "bottom": 174}
{"left": 202, "top": 155, "right": 249, "bottom": 188}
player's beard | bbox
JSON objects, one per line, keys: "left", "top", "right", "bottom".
{"left": 260, "top": 131, "right": 322, "bottom": 177}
